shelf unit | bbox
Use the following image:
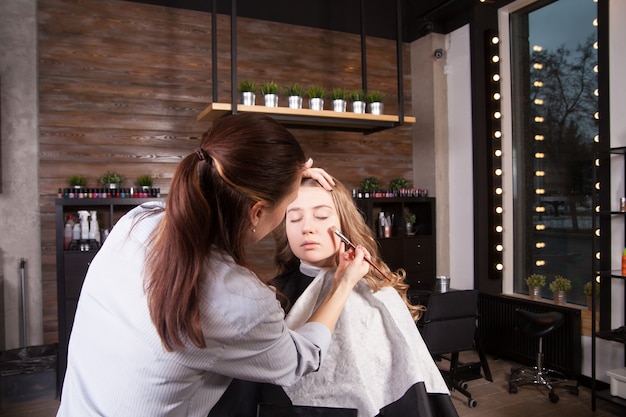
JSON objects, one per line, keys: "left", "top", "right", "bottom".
{"left": 591, "top": 147, "right": 626, "bottom": 411}
{"left": 199, "top": 0, "right": 414, "bottom": 133}
{"left": 355, "top": 196, "right": 436, "bottom": 292}
{"left": 55, "top": 197, "right": 164, "bottom": 391}
{"left": 197, "top": 103, "right": 416, "bottom": 133}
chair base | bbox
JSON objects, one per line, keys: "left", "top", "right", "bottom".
{"left": 441, "top": 369, "right": 478, "bottom": 408}
{"left": 508, "top": 365, "right": 579, "bottom": 403}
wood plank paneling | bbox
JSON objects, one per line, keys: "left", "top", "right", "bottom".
{"left": 38, "top": 0, "right": 415, "bottom": 344}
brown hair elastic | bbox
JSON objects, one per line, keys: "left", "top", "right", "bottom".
{"left": 194, "top": 147, "right": 210, "bottom": 162}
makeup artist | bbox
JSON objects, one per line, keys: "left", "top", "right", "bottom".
{"left": 56, "top": 113, "right": 371, "bottom": 417}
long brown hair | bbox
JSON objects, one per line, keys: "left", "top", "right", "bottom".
{"left": 274, "top": 178, "right": 425, "bottom": 321}
{"left": 145, "top": 113, "right": 306, "bottom": 351}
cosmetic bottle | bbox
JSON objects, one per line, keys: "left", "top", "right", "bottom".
{"left": 64, "top": 215, "right": 74, "bottom": 250}
{"left": 622, "top": 248, "right": 626, "bottom": 276}
{"left": 78, "top": 210, "right": 90, "bottom": 241}
{"left": 89, "top": 210, "right": 100, "bottom": 244}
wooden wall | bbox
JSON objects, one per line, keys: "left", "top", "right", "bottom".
{"left": 38, "top": 0, "right": 415, "bottom": 343}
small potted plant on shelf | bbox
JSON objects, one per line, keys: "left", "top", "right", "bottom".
{"left": 100, "top": 171, "right": 124, "bottom": 189}
{"left": 584, "top": 280, "right": 600, "bottom": 310}
{"left": 350, "top": 90, "right": 367, "bottom": 114}
{"left": 331, "top": 88, "right": 348, "bottom": 112}
{"left": 261, "top": 81, "right": 279, "bottom": 107}
{"left": 69, "top": 175, "right": 87, "bottom": 189}
{"left": 238, "top": 80, "right": 256, "bottom": 106}
{"left": 525, "top": 273, "right": 546, "bottom": 300}
{"left": 307, "top": 86, "right": 326, "bottom": 111}
{"left": 137, "top": 174, "right": 153, "bottom": 190}
{"left": 366, "top": 91, "right": 385, "bottom": 115}
{"left": 359, "top": 176, "right": 380, "bottom": 197}
{"left": 389, "top": 177, "right": 409, "bottom": 196}
{"left": 549, "top": 275, "right": 572, "bottom": 305}
{"left": 404, "top": 211, "right": 416, "bottom": 236}
{"left": 284, "top": 83, "right": 303, "bottom": 109}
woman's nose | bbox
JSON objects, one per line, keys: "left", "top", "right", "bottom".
{"left": 301, "top": 216, "right": 315, "bottom": 234}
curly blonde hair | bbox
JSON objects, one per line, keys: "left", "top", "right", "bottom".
{"left": 274, "top": 177, "right": 425, "bottom": 321}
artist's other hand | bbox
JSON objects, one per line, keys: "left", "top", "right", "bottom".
{"left": 303, "top": 158, "right": 335, "bottom": 191}
{"left": 334, "top": 243, "right": 370, "bottom": 288}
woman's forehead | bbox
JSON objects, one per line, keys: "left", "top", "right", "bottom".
{"left": 290, "top": 186, "right": 335, "bottom": 209}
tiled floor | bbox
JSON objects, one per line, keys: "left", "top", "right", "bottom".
{"left": 1, "top": 353, "right": 624, "bottom": 417}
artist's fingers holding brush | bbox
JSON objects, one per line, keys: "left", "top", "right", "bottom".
{"left": 336, "top": 244, "right": 370, "bottom": 287}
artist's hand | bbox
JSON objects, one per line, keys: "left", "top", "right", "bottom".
{"left": 303, "top": 158, "right": 335, "bottom": 191}
{"left": 334, "top": 243, "right": 370, "bottom": 288}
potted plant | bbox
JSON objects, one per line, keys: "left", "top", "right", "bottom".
{"left": 261, "top": 81, "right": 279, "bottom": 107}
{"left": 284, "top": 83, "right": 303, "bottom": 109}
{"left": 137, "top": 174, "right": 153, "bottom": 189}
{"left": 331, "top": 88, "right": 348, "bottom": 112}
{"left": 366, "top": 91, "right": 385, "bottom": 115}
{"left": 584, "top": 281, "right": 600, "bottom": 310}
{"left": 307, "top": 86, "right": 326, "bottom": 111}
{"left": 549, "top": 275, "right": 572, "bottom": 305}
{"left": 350, "top": 90, "right": 367, "bottom": 114}
{"left": 525, "top": 273, "right": 546, "bottom": 300}
{"left": 99, "top": 171, "right": 124, "bottom": 189}
{"left": 404, "top": 211, "right": 416, "bottom": 236}
{"left": 69, "top": 175, "right": 87, "bottom": 189}
{"left": 238, "top": 80, "right": 256, "bottom": 106}
{"left": 389, "top": 177, "right": 409, "bottom": 195}
{"left": 359, "top": 176, "right": 380, "bottom": 197}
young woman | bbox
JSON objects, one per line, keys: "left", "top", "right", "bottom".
{"left": 56, "top": 113, "right": 371, "bottom": 417}
{"left": 269, "top": 177, "right": 458, "bottom": 417}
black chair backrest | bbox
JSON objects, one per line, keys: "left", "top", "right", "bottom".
{"left": 420, "top": 289, "right": 479, "bottom": 355}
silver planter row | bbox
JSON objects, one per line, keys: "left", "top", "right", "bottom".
{"left": 240, "top": 93, "right": 383, "bottom": 114}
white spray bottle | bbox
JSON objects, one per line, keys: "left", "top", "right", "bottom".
{"left": 89, "top": 210, "right": 100, "bottom": 244}
{"left": 77, "top": 210, "right": 90, "bottom": 240}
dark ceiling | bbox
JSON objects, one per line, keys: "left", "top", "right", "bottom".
{"left": 125, "top": 0, "right": 479, "bottom": 42}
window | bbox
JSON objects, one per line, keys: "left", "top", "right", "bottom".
{"left": 509, "top": 0, "right": 598, "bottom": 305}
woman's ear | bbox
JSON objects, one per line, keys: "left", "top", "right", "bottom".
{"left": 249, "top": 201, "right": 265, "bottom": 229}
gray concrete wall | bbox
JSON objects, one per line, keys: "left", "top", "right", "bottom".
{"left": 411, "top": 33, "right": 450, "bottom": 279}
{"left": 0, "top": 0, "right": 41, "bottom": 350}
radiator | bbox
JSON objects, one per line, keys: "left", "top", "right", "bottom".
{"left": 477, "top": 293, "right": 582, "bottom": 376}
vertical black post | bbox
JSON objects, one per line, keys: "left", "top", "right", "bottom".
{"left": 212, "top": 0, "right": 217, "bottom": 103}
{"left": 360, "top": 0, "right": 367, "bottom": 94}
{"left": 231, "top": 0, "right": 238, "bottom": 113}
{"left": 396, "top": 0, "right": 404, "bottom": 124}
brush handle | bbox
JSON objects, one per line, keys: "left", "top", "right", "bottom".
{"left": 332, "top": 228, "right": 389, "bottom": 280}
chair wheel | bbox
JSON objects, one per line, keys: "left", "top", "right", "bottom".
{"left": 549, "top": 391, "right": 559, "bottom": 403}
{"left": 509, "top": 384, "right": 518, "bottom": 394}
{"left": 468, "top": 398, "right": 477, "bottom": 408}
{"left": 460, "top": 381, "right": 469, "bottom": 390}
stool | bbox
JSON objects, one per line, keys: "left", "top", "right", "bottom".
{"left": 508, "top": 309, "right": 579, "bottom": 403}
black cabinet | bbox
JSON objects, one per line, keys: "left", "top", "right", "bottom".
{"left": 55, "top": 197, "right": 162, "bottom": 391}
{"left": 591, "top": 147, "right": 626, "bottom": 411}
{"left": 355, "top": 197, "right": 436, "bottom": 291}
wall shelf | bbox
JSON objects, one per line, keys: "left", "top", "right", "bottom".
{"left": 197, "top": 103, "right": 415, "bottom": 133}
{"left": 201, "top": 0, "right": 412, "bottom": 134}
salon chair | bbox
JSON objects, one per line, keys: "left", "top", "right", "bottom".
{"left": 419, "top": 289, "right": 487, "bottom": 408}
{"left": 508, "top": 309, "right": 579, "bottom": 403}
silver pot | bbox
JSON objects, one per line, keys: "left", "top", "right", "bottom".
{"left": 369, "top": 102, "right": 384, "bottom": 115}
{"left": 352, "top": 101, "right": 366, "bottom": 114}
{"left": 288, "top": 96, "right": 303, "bottom": 109}
{"left": 241, "top": 92, "right": 256, "bottom": 106}
{"left": 309, "top": 98, "right": 324, "bottom": 111}
{"left": 332, "top": 99, "right": 347, "bottom": 112}
{"left": 264, "top": 93, "right": 278, "bottom": 107}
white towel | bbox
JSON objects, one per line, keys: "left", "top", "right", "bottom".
{"left": 283, "top": 269, "right": 449, "bottom": 417}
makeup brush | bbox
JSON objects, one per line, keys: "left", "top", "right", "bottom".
{"left": 330, "top": 226, "right": 390, "bottom": 280}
